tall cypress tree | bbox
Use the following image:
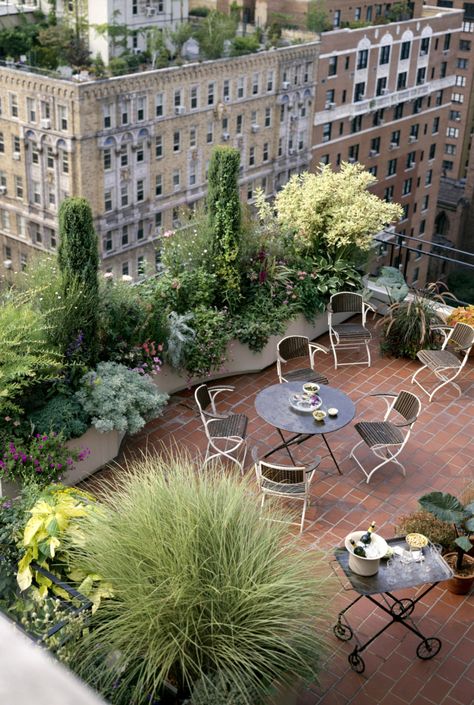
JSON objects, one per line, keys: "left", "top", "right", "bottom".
{"left": 207, "top": 146, "right": 242, "bottom": 311}
{"left": 58, "top": 197, "right": 99, "bottom": 367}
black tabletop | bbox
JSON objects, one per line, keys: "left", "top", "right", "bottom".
{"left": 334, "top": 537, "right": 453, "bottom": 595}
{"left": 255, "top": 382, "right": 356, "bottom": 435}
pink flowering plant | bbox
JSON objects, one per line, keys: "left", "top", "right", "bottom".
{"left": 126, "top": 339, "right": 163, "bottom": 376}
{"left": 0, "top": 433, "right": 90, "bottom": 488}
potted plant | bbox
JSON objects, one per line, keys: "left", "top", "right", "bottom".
{"left": 419, "top": 491, "right": 474, "bottom": 594}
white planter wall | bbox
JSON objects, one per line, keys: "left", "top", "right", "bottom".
{"left": 154, "top": 311, "right": 349, "bottom": 395}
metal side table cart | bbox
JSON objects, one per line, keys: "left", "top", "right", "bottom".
{"left": 332, "top": 537, "right": 453, "bottom": 674}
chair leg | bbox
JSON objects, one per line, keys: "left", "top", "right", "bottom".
{"left": 412, "top": 365, "right": 462, "bottom": 402}
{"left": 365, "top": 340, "right": 371, "bottom": 367}
{"left": 351, "top": 442, "right": 406, "bottom": 483}
{"left": 300, "top": 498, "right": 307, "bottom": 534}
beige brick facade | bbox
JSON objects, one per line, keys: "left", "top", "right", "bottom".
{"left": 0, "top": 43, "right": 318, "bottom": 278}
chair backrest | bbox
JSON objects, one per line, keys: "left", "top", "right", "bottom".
{"left": 195, "top": 384, "right": 212, "bottom": 415}
{"left": 329, "top": 292, "right": 363, "bottom": 314}
{"left": 447, "top": 323, "right": 474, "bottom": 353}
{"left": 392, "top": 390, "right": 421, "bottom": 424}
{"left": 278, "top": 335, "right": 309, "bottom": 361}
{"left": 259, "top": 460, "right": 306, "bottom": 486}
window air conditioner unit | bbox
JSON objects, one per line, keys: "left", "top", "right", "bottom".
{"left": 381, "top": 88, "right": 389, "bottom": 95}
{"left": 222, "top": 132, "right": 230, "bottom": 141}
{"left": 369, "top": 149, "right": 378, "bottom": 157}
{"left": 455, "top": 117, "right": 461, "bottom": 122}
{"left": 0, "top": 186, "right": 6, "bottom": 195}
{"left": 132, "top": 48, "right": 141, "bottom": 55}
{"left": 288, "top": 148, "right": 295, "bottom": 155}
{"left": 389, "top": 142, "right": 398, "bottom": 149}
{"left": 224, "top": 95, "right": 231, "bottom": 103}
{"left": 282, "top": 81, "right": 290, "bottom": 90}
{"left": 40, "top": 118, "right": 51, "bottom": 129}
{"left": 175, "top": 106, "right": 185, "bottom": 115}
{"left": 173, "top": 184, "right": 180, "bottom": 192}
{"left": 408, "top": 135, "right": 416, "bottom": 143}
{"left": 251, "top": 124, "right": 260, "bottom": 133}
{"left": 325, "top": 101, "right": 335, "bottom": 110}
{"left": 13, "top": 152, "right": 20, "bottom": 161}
{"left": 348, "top": 157, "right": 356, "bottom": 163}
{"left": 146, "top": 6, "right": 156, "bottom": 15}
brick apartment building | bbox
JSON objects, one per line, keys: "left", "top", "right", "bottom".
{"left": 0, "top": 42, "right": 318, "bottom": 278}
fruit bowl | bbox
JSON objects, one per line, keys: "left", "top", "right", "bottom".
{"left": 303, "top": 382, "right": 320, "bottom": 395}
{"left": 345, "top": 531, "right": 389, "bottom": 576}
{"left": 312, "top": 409, "right": 326, "bottom": 422}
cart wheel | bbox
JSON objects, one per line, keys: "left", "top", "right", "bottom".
{"left": 348, "top": 650, "right": 365, "bottom": 674}
{"left": 416, "top": 638, "right": 441, "bottom": 660}
{"left": 333, "top": 621, "right": 353, "bottom": 641}
{"left": 390, "top": 598, "right": 415, "bottom": 619}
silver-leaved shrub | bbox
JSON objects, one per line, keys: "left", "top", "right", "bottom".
{"left": 75, "top": 362, "right": 168, "bottom": 434}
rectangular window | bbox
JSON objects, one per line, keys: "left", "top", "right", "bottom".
{"left": 120, "top": 144, "right": 128, "bottom": 167}
{"left": 421, "top": 195, "right": 429, "bottom": 211}
{"left": 410, "top": 123, "right": 419, "bottom": 139}
{"left": 394, "top": 102, "right": 404, "bottom": 120}
{"left": 425, "top": 169, "right": 432, "bottom": 186}
{"left": 379, "top": 45, "right": 390, "bottom": 64}
{"left": 387, "top": 158, "right": 397, "bottom": 176}
{"left": 376, "top": 77, "right": 387, "bottom": 96}
{"left": 136, "top": 180, "right": 144, "bottom": 202}
{"left": 420, "top": 37, "right": 430, "bottom": 56}
{"left": 136, "top": 142, "right": 144, "bottom": 163}
{"left": 31, "top": 144, "right": 39, "bottom": 164}
{"left": 457, "top": 58, "right": 468, "bottom": 69}
{"left": 413, "top": 97, "right": 423, "bottom": 114}
{"left": 357, "top": 49, "right": 368, "bottom": 70}
{"left": 333, "top": 9, "right": 341, "bottom": 27}
{"left": 429, "top": 143, "right": 436, "bottom": 159}
{"left": 155, "top": 135, "right": 163, "bottom": 159}
{"left": 267, "top": 70, "right": 274, "bottom": 91}
{"left": 459, "top": 40, "right": 471, "bottom": 51}
{"left": 252, "top": 72, "right": 259, "bottom": 95}
{"left": 190, "top": 86, "right": 198, "bottom": 110}
{"left": 120, "top": 184, "right": 128, "bottom": 207}
{"left": 122, "top": 226, "right": 129, "bottom": 246}
{"left": 446, "top": 126, "right": 459, "bottom": 139}
{"left": 155, "top": 93, "right": 164, "bottom": 118}
{"left": 104, "top": 233, "right": 113, "bottom": 252}
{"left": 137, "top": 221, "right": 144, "bottom": 241}
{"left": 122, "top": 262, "right": 129, "bottom": 276}
{"left": 27, "top": 98, "right": 36, "bottom": 123}
{"left": 450, "top": 110, "right": 461, "bottom": 121}
{"left": 12, "top": 136, "right": 20, "bottom": 156}
{"left": 416, "top": 67, "right": 426, "bottom": 85}
{"left": 451, "top": 92, "right": 464, "bottom": 103}
{"left": 442, "top": 160, "right": 453, "bottom": 172}
{"left": 173, "top": 131, "right": 180, "bottom": 152}
{"left": 189, "top": 161, "right": 196, "bottom": 187}
{"left": 445, "top": 144, "right": 456, "bottom": 155}
{"left": 189, "top": 126, "right": 197, "bottom": 148}
{"left": 264, "top": 107, "right": 271, "bottom": 128}
{"left": 397, "top": 72, "right": 407, "bottom": 90}
{"left": 41, "top": 101, "right": 50, "bottom": 120}
{"left": 236, "top": 114, "right": 243, "bottom": 134}
{"left": 249, "top": 146, "right": 255, "bottom": 166}
{"left": 401, "top": 204, "right": 409, "bottom": 220}
{"left": 58, "top": 105, "right": 68, "bottom": 130}
{"left": 61, "top": 151, "right": 69, "bottom": 174}
{"left": 155, "top": 175, "right": 162, "bottom": 196}
{"left": 223, "top": 79, "right": 230, "bottom": 100}
{"left": 370, "top": 137, "right": 380, "bottom": 154}
{"left": 351, "top": 115, "right": 362, "bottom": 133}
{"left": 444, "top": 34, "right": 451, "bottom": 51}
{"left": 103, "top": 103, "right": 112, "bottom": 129}
{"left": 0, "top": 133, "right": 3, "bottom": 153}
{"left": 14, "top": 176, "right": 23, "bottom": 199}
{"left": 348, "top": 144, "right": 359, "bottom": 161}
{"left": 174, "top": 89, "right": 182, "bottom": 108}
{"left": 10, "top": 94, "right": 18, "bottom": 118}
{"left": 155, "top": 212, "right": 162, "bottom": 229}
{"left": 237, "top": 76, "right": 245, "bottom": 98}
{"left": 206, "top": 121, "right": 213, "bottom": 144}
{"left": 435, "top": 90, "right": 443, "bottom": 107}
{"left": 121, "top": 101, "right": 130, "bottom": 125}
{"left": 384, "top": 185, "right": 394, "bottom": 202}
{"left": 406, "top": 151, "right": 416, "bottom": 169}
{"left": 440, "top": 61, "right": 447, "bottom": 79}
{"left": 462, "top": 20, "right": 474, "bottom": 32}
{"left": 104, "top": 190, "right": 112, "bottom": 212}
{"left": 47, "top": 147, "right": 54, "bottom": 169}
{"left": 208, "top": 82, "right": 215, "bottom": 106}
{"left": 137, "top": 96, "right": 146, "bottom": 122}
{"left": 391, "top": 130, "right": 400, "bottom": 146}
{"left": 322, "top": 123, "right": 332, "bottom": 142}
{"left": 263, "top": 142, "right": 269, "bottom": 162}
{"left": 455, "top": 75, "right": 466, "bottom": 87}
{"left": 328, "top": 56, "right": 338, "bottom": 76}
{"left": 400, "top": 41, "right": 410, "bottom": 60}
{"left": 103, "top": 148, "right": 112, "bottom": 170}
{"left": 402, "top": 177, "right": 412, "bottom": 196}
{"left": 354, "top": 82, "right": 365, "bottom": 102}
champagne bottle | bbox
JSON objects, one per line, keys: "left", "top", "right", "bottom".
{"left": 350, "top": 539, "right": 366, "bottom": 557}
{"left": 360, "top": 522, "right": 376, "bottom": 545}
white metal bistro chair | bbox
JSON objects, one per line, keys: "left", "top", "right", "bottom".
{"left": 411, "top": 323, "right": 474, "bottom": 402}
{"left": 327, "top": 292, "right": 375, "bottom": 369}
{"left": 276, "top": 335, "right": 329, "bottom": 385}
{"left": 195, "top": 384, "right": 248, "bottom": 474}
{"left": 350, "top": 390, "right": 421, "bottom": 484}
{"left": 251, "top": 447, "right": 320, "bottom": 533}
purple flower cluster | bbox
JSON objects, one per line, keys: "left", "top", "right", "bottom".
{"left": 0, "top": 433, "right": 90, "bottom": 488}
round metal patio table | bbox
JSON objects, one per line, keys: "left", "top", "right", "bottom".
{"left": 255, "top": 382, "right": 356, "bottom": 473}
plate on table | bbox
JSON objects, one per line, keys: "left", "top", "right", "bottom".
{"left": 289, "top": 393, "right": 322, "bottom": 413}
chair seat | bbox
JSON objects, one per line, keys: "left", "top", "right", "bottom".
{"left": 332, "top": 324, "right": 371, "bottom": 341}
{"left": 354, "top": 421, "right": 405, "bottom": 447}
{"left": 417, "top": 349, "right": 461, "bottom": 371}
{"left": 283, "top": 368, "right": 329, "bottom": 385}
{"left": 261, "top": 479, "right": 306, "bottom": 495}
{"left": 209, "top": 414, "right": 248, "bottom": 439}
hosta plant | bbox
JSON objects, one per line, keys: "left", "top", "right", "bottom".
{"left": 419, "top": 491, "right": 474, "bottom": 572}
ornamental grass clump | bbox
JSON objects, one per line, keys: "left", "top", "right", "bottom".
{"left": 67, "top": 453, "right": 332, "bottom": 704}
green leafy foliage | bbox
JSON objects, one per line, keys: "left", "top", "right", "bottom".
{"left": 154, "top": 269, "right": 217, "bottom": 314}
{"left": 207, "top": 147, "right": 242, "bottom": 310}
{"left": 28, "top": 394, "right": 89, "bottom": 441}
{"left": 230, "top": 35, "right": 260, "bottom": 56}
{"left": 66, "top": 453, "right": 331, "bottom": 704}
{"left": 419, "top": 491, "right": 474, "bottom": 571}
{"left": 75, "top": 362, "right": 168, "bottom": 434}
{"left": 58, "top": 198, "right": 100, "bottom": 368}
{"left": 231, "top": 292, "right": 291, "bottom": 352}
{"left": 183, "top": 308, "right": 230, "bottom": 379}
{"left": 195, "top": 11, "right": 237, "bottom": 59}
{"left": 306, "top": 0, "right": 332, "bottom": 32}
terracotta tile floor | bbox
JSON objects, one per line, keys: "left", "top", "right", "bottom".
{"left": 86, "top": 321, "right": 474, "bottom": 705}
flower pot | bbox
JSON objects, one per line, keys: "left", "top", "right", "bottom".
{"left": 443, "top": 552, "right": 474, "bottom": 595}
{"left": 345, "top": 531, "right": 388, "bottom": 576}
{"left": 64, "top": 427, "right": 125, "bottom": 485}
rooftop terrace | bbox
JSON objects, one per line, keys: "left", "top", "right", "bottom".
{"left": 85, "top": 318, "right": 474, "bottom": 705}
